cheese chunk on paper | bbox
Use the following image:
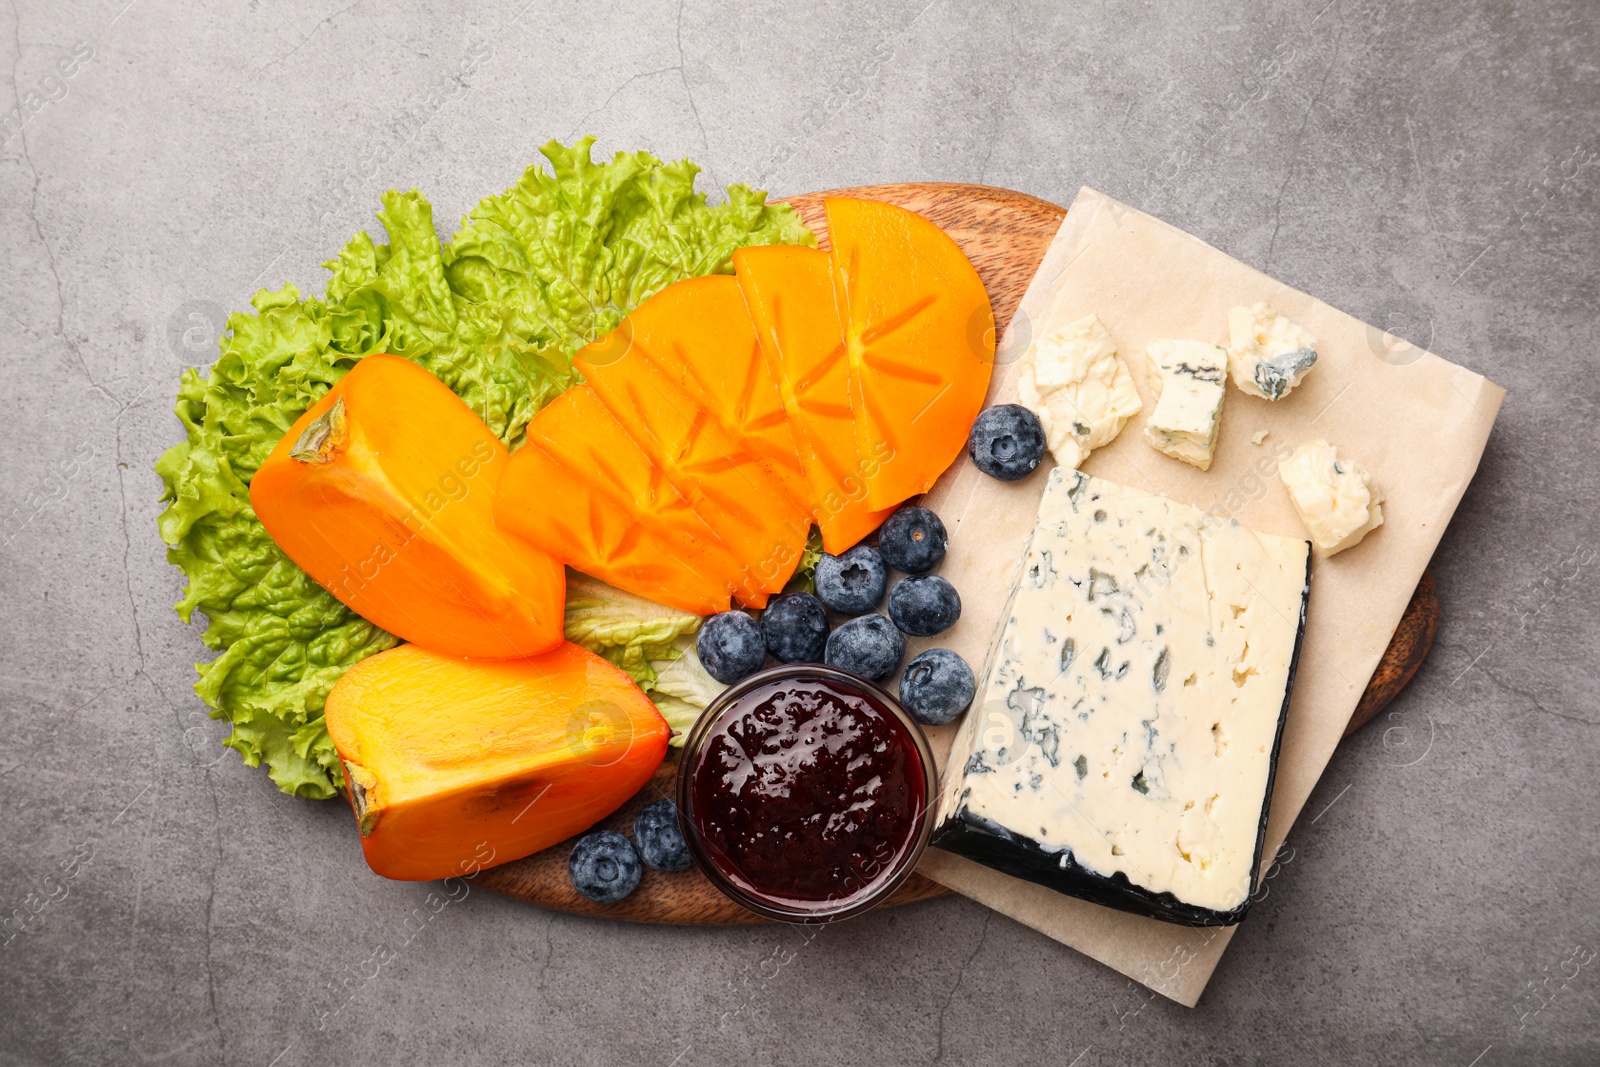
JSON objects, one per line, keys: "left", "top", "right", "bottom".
{"left": 1279, "top": 439, "right": 1385, "bottom": 556}
{"left": 909, "top": 187, "right": 1503, "bottom": 1007}
{"left": 1144, "top": 339, "right": 1228, "bottom": 470}
{"left": 1227, "top": 302, "right": 1319, "bottom": 400}
{"left": 1016, "top": 312, "right": 1142, "bottom": 469}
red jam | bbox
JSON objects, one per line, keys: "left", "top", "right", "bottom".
{"left": 681, "top": 673, "right": 929, "bottom": 916}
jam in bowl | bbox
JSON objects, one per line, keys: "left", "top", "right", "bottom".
{"left": 676, "top": 664, "right": 937, "bottom": 922}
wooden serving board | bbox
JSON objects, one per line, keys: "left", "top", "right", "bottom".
{"left": 477, "top": 183, "right": 1440, "bottom": 924}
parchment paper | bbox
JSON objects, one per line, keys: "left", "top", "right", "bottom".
{"left": 905, "top": 187, "right": 1505, "bottom": 1007}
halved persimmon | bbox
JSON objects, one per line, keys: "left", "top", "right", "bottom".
{"left": 251, "top": 354, "right": 565, "bottom": 660}
{"left": 326, "top": 641, "right": 670, "bottom": 881}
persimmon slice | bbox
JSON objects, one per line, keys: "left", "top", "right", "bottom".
{"left": 734, "top": 244, "right": 893, "bottom": 553}
{"left": 622, "top": 275, "right": 811, "bottom": 511}
{"left": 575, "top": 316, "right": 807, "bottom": 601}
{"left": 495, "top": 385, "right": 750, "bottom": 614}
{"left": 825, "top": 197, "right": 995, "bottom": 510}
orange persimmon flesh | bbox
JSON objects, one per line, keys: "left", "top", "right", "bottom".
{"left": 573, "top": 306, "right": 809, "bottom": 601}
{"left": 251, "top": 353, "right": 564, "bottom": 660}
{"left": 825, "top": 197, "right": 996, "bottom": 510}
{"left": 734, "top": 244, "right": 893, "bottom": 554}
{"left": 326, "top": 642, "right": 670, "bottom": 882}
{"left": 495, "top": 385, "right": 749, "bottom": 615}
{"left": 620, "top": 275, "right": 811, "bottom": 511}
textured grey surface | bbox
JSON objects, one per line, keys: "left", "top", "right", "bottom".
{"left": 1, "top": 0, "right": 1597, "bottom": 1063}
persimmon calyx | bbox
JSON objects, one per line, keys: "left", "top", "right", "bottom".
{"left": 290, "top": 396, "right": 348, "bottom": 464}
{"left": 343, "top": 757, "right": 379, "bottom": 836}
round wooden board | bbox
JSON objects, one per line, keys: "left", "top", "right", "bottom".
{"left": 477, "top": 182, "right": 1440, "bottom": 924}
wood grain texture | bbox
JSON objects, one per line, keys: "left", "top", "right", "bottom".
{"left": 478, "top": 182, "right": 1440, "bottom": 924}
{"left": 1345, "top": 569, "right": 1440, "bottom": 737}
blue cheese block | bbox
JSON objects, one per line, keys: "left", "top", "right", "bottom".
{"left": 932, "top": 469, "right": 1311, "bottom": 926}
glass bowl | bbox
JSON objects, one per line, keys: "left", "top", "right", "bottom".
{"left": 675, "top": 663, "right": 937, "bottom": 924}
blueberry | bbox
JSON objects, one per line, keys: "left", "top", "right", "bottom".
{"left": 877, "top": 505, "right": 947, "bottom": 574}
{"left": 887, "top": 575, "right": 961, "bottom": 637}
{"left": 824, "top": 614, "right": 905, "bottom": 681}
{"left": 568, "top": 830, "right": 642, "bottom": 904}
{"left": 899, "top": 648, "right": 977, "bottom": 726}
{"left": 632, "top": 799, "right": 692, "bottom": 872}
{"left": 968, "top": 404, "right": 1046, "bottom": 481}
{"left": 697, "top": 611, "right": 766, "bottom": 684}
{"left": 814, "top": 545, "right": 888, "bottom": 615}
{"left": 761, "top": 592, "right": 829, "bottom": 663}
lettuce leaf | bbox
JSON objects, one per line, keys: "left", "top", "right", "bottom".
{"left": 155, "top": 139, "right": 812, "bottom": 798}
{"left": 561, "top": 572, "right": 702, "bottom": 691}
{"left": 782, "top": 528, "right": 826, "bottom": 595}
{"left": 647, "top": 634, "right": 728, "bottom": 740}
{"left": 560, "top": 573, "right": 737, "bottom": 744}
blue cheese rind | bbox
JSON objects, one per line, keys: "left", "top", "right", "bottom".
{"left": 1144, "top": 340, "right": 1228, "bottom": 470}
{"left": 932, "top": 468, "right": 1311, "bottom": 927}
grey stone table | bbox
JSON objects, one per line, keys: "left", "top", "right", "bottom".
{"left": 3, "top": 1, "right": 1596, "bottom": 1064}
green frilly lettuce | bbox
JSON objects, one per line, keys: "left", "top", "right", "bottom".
{"left": 782, "top": 528, "right": 826, "bottom": 595}
{"left": 647, "top": 634, "right": 728, "bottom": 740}
{"left": 155, "top": 139, "right": 812, "bottom": 798}
{"left": 561, "top": 572, "right": 701, "bottom": 689}
{"left": 560, "top": 573, "right": 719, "bottom": 740}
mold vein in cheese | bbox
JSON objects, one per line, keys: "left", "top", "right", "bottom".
{"left": 934, "top": 468, "right": 1311, "bottom": 923}
{"left": 1015, "top": 313, "right": 1143, "bottom": 470}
